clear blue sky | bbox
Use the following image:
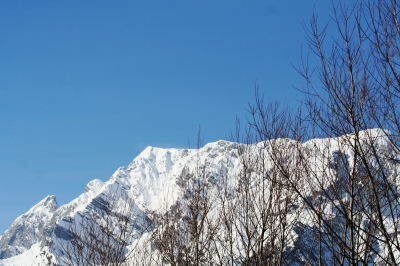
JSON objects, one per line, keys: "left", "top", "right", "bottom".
{"left": 0, "top": 1, "right": 333, "bottom": 233}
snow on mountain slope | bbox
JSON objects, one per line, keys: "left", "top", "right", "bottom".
{"left": 0, "top": 195, "right": 58, "bottom": 260}
{"left": 0, "top": 243, "right": 43, "bottom": 266}
{"left": 124, "top": 141, "right": 241, "bottom": 211}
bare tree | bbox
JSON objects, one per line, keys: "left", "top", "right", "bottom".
{"left": 151, "top": 134, "right": 221, "bottom": 266}
{"left": 226, "top": 129, "right": 302, "bottom": 265}
{"left": 245, "top": 1, "right": 400, "bottom": 265}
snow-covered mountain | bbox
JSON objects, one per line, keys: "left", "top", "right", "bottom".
{"left": 0, "top": 140, "right": 242, "bottom": 265}
{"left": 0, "top": 195, "right": 57, "bottom": 259}
{"left": 1, "top": 131, "right": 400, "bottom": 265}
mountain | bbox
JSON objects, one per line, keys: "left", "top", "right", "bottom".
{"left": 0, "top": 195, "right": 57, "bottom": 259}
{"left": 1, "top": 131, "right": 400, "bottom": 265}
{"left": 0, "top": 140, "right": 241, "bottom": 265}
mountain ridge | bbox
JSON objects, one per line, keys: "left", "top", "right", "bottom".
{"left": 0, "top": 140, "right": 237, "bottom": 264}
{"left": 1, "top": 131, "right": 399, "bottom": 265}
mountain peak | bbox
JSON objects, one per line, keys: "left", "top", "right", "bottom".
{"left": 0, "top": 195, "right": 58, "bottom": 259}
{"left": 84, "top": 179, "right": 104, "bottom": 194}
